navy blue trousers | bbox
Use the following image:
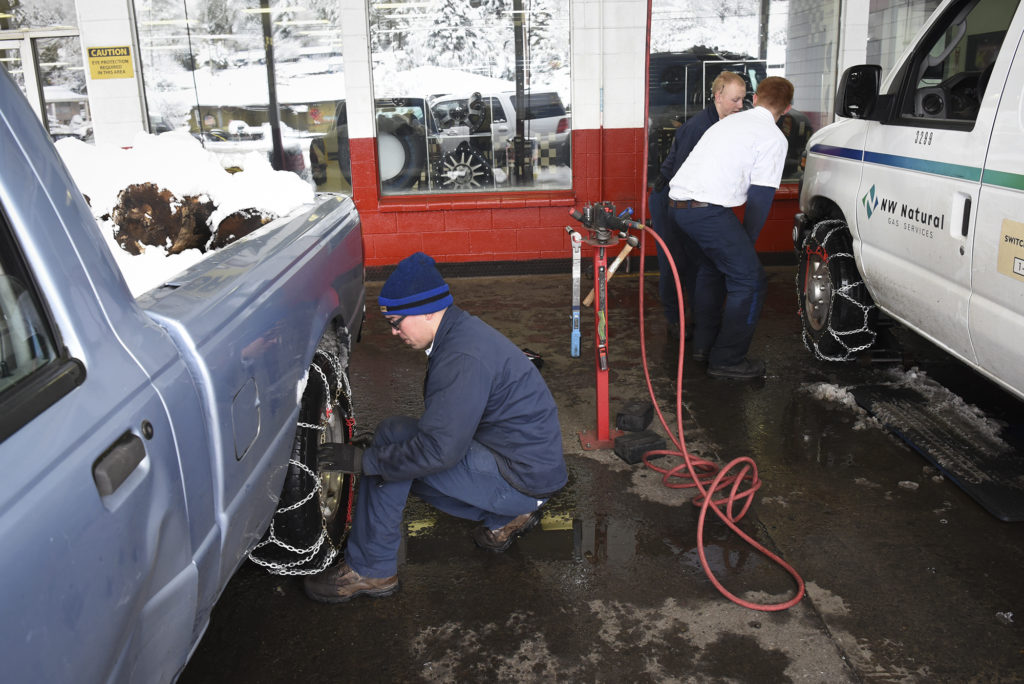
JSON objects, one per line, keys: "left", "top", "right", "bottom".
{"left": 345, "top": 416, "right": 546, "bottom": 577}
{"left": 671, "top": 204, "right": 766, "bottom": 367}
{"left": 649, "top": 187, "right": 695, "bottom": 326}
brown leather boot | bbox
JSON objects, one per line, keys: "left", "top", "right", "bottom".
{"left": 303, "top": 560, "right": 399, "bottom": 604}
{"left": 472, "top": 509, "right": 542, "bottom": 553}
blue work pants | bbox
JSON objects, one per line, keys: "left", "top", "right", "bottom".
{"left": 649, "top": 187, "right": 695, "bottom": 326}
{"left": 671, "top": 204, "right": 766, "bottom": 367}
{"left": 345, "top": 416, "right": 545, "bottom": 578}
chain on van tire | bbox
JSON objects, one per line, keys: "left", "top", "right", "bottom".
{"left": 797, "top": 219, "right": 878, "bottom": 361}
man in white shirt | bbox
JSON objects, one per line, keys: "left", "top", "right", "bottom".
{"left": 668, "top": 76, "right": 794, "bottom": 379}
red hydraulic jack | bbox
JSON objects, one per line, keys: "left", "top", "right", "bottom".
{"left": 566, "top": 202, "right": 640, "bottom": 450}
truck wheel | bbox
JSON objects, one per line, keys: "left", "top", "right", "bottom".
{"left": 249, "top": 329, "right": 356, "bottom": 575}
{"left": 797, "top": 219, "right": 878, "bottom": 361}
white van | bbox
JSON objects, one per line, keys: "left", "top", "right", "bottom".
{"left": 794, "top": 0, "right": 1024, "bottom": 401}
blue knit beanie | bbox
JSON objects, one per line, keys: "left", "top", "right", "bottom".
{"left": 379, "top": 252, "right": 453, "bottom": 316}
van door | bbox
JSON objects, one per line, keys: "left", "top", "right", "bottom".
{"left": 854, "top": 0, "right": 1020, "bottom": 363}
{"left": 969, "top": 25, "right": 1024, "bottom": 398}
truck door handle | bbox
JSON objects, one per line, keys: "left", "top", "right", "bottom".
{"left": 961, "top": 197, "right": 972, "bottom": 237}
{"left": 92, "top": 432, "right": 145, "bottom": 497}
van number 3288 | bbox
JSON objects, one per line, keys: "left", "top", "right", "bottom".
{"left": 914, "top": 130, "right": 934, "bottom": 145}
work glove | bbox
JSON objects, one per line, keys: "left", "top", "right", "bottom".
{"left": 317, "top": 442, "right": 363, "bottom": 474}
{"left": 652, "top": 173, "right": 670, "bottom": 193}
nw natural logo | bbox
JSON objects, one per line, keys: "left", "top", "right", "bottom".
{"left": 862, "top": 184, "right": 879, "bottom": 219}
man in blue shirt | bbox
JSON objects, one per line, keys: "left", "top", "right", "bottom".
{"left": 305, "top": 252, "right": 567, "bottom": 603}
{"left": 649, "top": 71, "right": 747, "bottom": 339}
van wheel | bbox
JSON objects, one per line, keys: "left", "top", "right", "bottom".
{"left": 249, "top": 330, "right": 356, "bottom": 575}
{"left": 797, "top": 219, "right": 878, "bottom": 361}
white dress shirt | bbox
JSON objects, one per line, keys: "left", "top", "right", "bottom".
{"left": 668, "top": 106, "right": 788, "bottom": 208}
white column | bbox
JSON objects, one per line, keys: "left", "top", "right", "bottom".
{"left": 74, "top": 0, "right": 146, "bottom": 147}
{"left": 838, "top": 0, "right": 871, "bottom": 74}
{"left": 786, "top": 0, "right": 842, "bottom": 127}
{"left": 601, "top": 0, "right": 648, "bottom": 130}
{"left": 571, "top": 0, "right": 648, "bottom": 131}
{"left": 571, "top": 0, "right": 602, "bottom": 131}
{"left": 339, "top": 0, "right": 374, "bottom": 140}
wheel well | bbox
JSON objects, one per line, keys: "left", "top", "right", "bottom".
{"left": 796, "top": 197, "right": 847, "bottom": 250}
{"left": 806, "top": 196, "right": 846, "bottom": 226}
{"left": 320, "top": 316, "right": 353, "bottom": 372}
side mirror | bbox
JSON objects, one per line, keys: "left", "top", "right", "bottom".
{"left": 835, "top": 65, "right": 882, "bottom": 120}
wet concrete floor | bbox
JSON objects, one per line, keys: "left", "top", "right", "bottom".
{"left": 180, "top": 265, "right": 1024, "bottom": 683}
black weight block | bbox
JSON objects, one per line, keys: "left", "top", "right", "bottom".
{"left": 614, "top": 430, "right": 666, "bottom": 465}
{"left": 616, "top": 400, "right": 653, "bottom": 432}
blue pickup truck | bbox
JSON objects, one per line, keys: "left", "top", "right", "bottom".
{"left": 0, "top": 69, "right": 365, "bottom": 681}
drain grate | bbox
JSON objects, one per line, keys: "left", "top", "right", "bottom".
{"left": 851, "top": 384, "right": 1024, "bottom": 521}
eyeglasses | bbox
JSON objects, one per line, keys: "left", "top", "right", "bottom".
{"left": 387, "top": 315, "right": 406, "bottom": 331}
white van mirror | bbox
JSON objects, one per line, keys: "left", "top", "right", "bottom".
{"left": 835, "top": 65, "right": 882, "bottom": 120}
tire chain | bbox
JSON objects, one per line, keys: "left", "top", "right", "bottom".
{"left": 798, "top": 220, "right": 878, "bottom": 361}
{"left": 248, "top": 345, "right": 353, "bottom": 576}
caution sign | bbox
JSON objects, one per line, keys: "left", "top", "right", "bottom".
{"left": 997, "top": 218, "right": 1024, "bottom": 282}
{"left": 87, "top": 46, "right": 134, "bottom": 80}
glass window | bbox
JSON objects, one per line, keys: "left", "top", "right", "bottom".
{"left": 368, "top": 0, "right": 572, "bottom": 195}
{"left": 0, "top": 207, "right": 84, "bottom": 443}
{"left": 866, "top": 1, "right": 942, "bottom": 77}
{"left": 0, "top": 215, "right": 59, "bottom": 397}
{"left": 38, "top": 36, "right": 92, "bottom": 142}
{"left": 134, "top": 0, "right": 345, "bottom": 186}
{"left": 893, "top": 0, "right": 1020, "bottom": 124}
{"left": 0, "top": 43, "right": 24, "bottom": 90}
{"left": 648, "top": 0, "right": 833, "bottom": 184}
{"left": 1, "top": 1, "right": 90, "bottom": 143}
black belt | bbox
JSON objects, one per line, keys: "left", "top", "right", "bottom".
{"left": 669, "top": 199, "right": 710, "bottom": 209}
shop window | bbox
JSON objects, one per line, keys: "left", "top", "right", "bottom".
{"left": 134, "top": 0, "right": 345, "bottom": 187}
{"left": 1, "top": 1, "right": 90, "bottom": 143}
{"left": 367, "top": 0, "right": 572, "bottom": 195}
{"left": 647, "top": 0, "right": 836, "bottom": 184}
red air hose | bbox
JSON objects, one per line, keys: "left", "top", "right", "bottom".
{"left": 633, "top": 222, "right": 805, "bottom": 612}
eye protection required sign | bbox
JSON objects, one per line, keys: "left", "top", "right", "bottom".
{"left": 87, "top": 46, "right": 134, "bottom": 80}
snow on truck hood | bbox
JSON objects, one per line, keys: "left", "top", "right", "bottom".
{"left": 56, "top": 131, "right": 314, "bottom": 297}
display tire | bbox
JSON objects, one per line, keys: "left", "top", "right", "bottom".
{"left": 337, "top": 126, "right": 353, "bottom": 187}
{"left": 309, "top": 138, "right": 327, "bottom": 186}
{"left": 432, "top": 142, "right": 494, "bottom": 191}
{"left": 334, "top": 123, "right": 423, "bottom": 192}
{"left": 797, "top": 219, "right": 878, "bottom": 361}
{"left": 380, "top": 123, "right": 426, "bottom": 191}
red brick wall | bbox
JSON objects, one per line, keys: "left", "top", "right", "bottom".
{"left": 350, "top": 129, "right": 797, "bottom": 268}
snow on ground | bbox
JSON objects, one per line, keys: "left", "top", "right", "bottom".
{"left": 56, "top": 132, "right": 314, "bottom": 297}
{"left": 801, "top": 381, "right": 878, "bottom": 431}
{"left": 801, "top": 366, "right": 1008, "bottom": 444}
{"left": 883, "top": 366, "right": 1009, "bottom": 445}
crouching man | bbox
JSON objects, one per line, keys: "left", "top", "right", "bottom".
{"left": 304, "top": 252, "right": 567, "bottom": 604}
